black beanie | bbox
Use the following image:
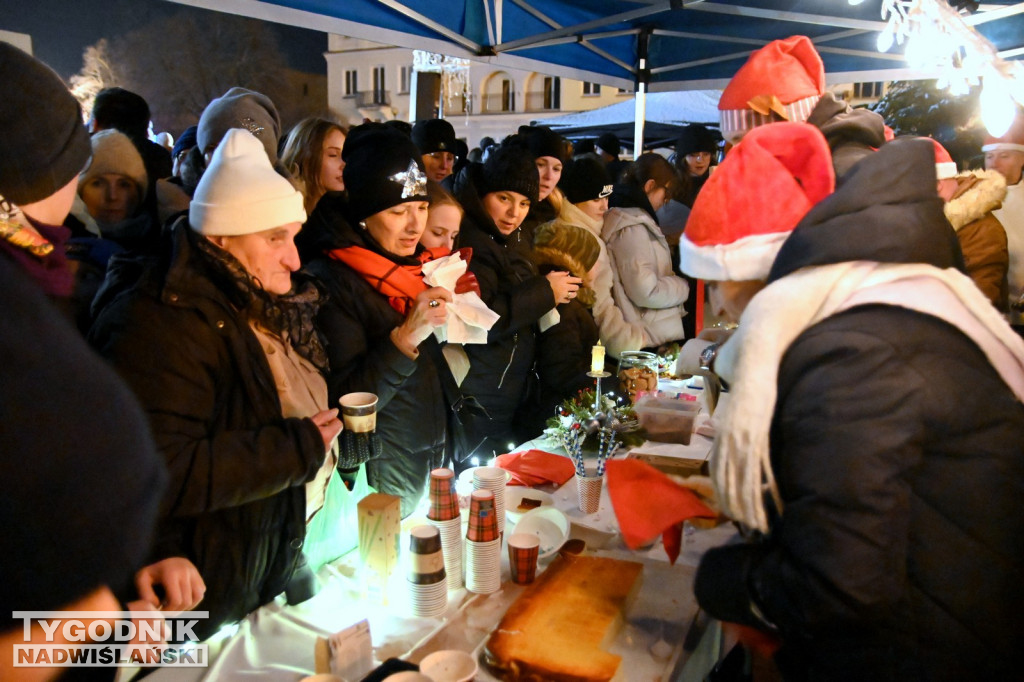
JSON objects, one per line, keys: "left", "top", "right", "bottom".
{"left": 597, "top": 132, "right": 621, "bottom": 157}
{"left": 0, "top": 43, "right": 91, "bottom": 206}
{"left": 518, "top": 125, "right": 565, "bottom": 162}
{"left": 675, "top": 124, "right": 721, "bottom": 157}
{"left": 480, "top": 144, "right": 540, "bottom": 204}
{"left": 343, "top": 122, "right": 430, "bottom": 223}
{"left": 411, "top": 118, "right": 457, "bottom": 154}
{"left": 171, "top": 125, "right": 198, "bottom": 159}
{"left": 559, "top": 156, "right": 613, "bottom": 204}
{"left": 91, "top": 87, "right": 151, "bottom": 140}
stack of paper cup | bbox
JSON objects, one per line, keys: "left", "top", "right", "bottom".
{"left": 472, "top": 466, "right": 507, "bottom": 536}
{"left": 426, "top": 468, "right": 463, "bottom": 590}
{"left": 407, "top": 525, "right": 447, "bottom": 617}
{"left": 465, "top": 490, "right": 501, "bottom": 594}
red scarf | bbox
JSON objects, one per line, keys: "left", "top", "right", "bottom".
{"left": 329, "top": 245, "right": 449, "bottom": 315}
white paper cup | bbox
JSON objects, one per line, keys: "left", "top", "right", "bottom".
{"left": 339, "top": 392, "right": 378, "bottom": 432}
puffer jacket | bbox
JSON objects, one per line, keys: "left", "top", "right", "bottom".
{"left": 545, "top": 200, "right": 647, "bottom": 358}
{"left": 89, "top": 224, "right": 325, "bottom": 639}
{"left": 943, "top": 169, "right": 1009, "bottom": 309}
{"left": 453, "top": 164, "right": 557, "bottom": 454}
{"left": 695, "top": 139, "right": 1024, "bottom": 681}
{"left": 807, "top": 92, "right": 888, "bottom": 177}
{"left": 306, "top": 236, "right": 447, "bottom": 519}
{"left": 603, "top": 184, "right": 688, "bottom": 346}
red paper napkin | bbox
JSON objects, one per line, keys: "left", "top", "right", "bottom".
{"left": 493, "top": 449, "right": 577, "bottom": 487}
{"left": 606, "top": 459, "right": 716, "bottom": 564}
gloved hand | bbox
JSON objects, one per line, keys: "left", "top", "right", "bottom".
{"left": 455, "top": 270, "right": 480, "bottom": 296}
{"left": 337, "top": 430, "right": 383, "bottom": 470}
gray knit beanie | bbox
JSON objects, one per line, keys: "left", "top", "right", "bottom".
{"left": 0, "top": 43, "right": 91, "bottom": 205}
{"left": 197, "top": 87, "right": 282, "bottom": 164}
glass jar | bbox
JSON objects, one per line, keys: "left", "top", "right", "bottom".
{"left": 617, "top": 351, "right": 659, "bottom": 403}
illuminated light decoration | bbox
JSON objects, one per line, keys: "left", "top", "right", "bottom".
{"left": 414, "top": 50, "right": 472, "bottom": 116}
{"left": 866, "top": 0, "right": 1024, "bottom": 135}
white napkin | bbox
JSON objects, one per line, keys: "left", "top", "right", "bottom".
{"left": 421, "top": 252, "right": 501, "bottom": 344}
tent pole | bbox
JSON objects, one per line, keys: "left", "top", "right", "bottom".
{"left": 633, "top": 28, "right": 651, "bottom": 155}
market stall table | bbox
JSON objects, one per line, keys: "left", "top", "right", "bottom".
{"left": 145, "top": 381, "right": 731, "bottom": 681}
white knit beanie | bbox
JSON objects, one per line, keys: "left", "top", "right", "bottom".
{"left": 190, "top": 128, "right": 306, "bottom": 236}
{"left": 79, "top": 130, "right": 148, "bottom": 201}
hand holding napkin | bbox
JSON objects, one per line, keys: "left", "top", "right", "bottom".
{"left": 606, "top": 459, "right": 716, "bottom": 564}
{"left": 422, "top": 249, "right": 500, "bottom": 344}
{"left": 493, "top": 449, "right": 577, "bottom": 487}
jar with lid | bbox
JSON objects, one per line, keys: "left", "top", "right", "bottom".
{"left": 617, "top": 351, "right": 659, "bottom": 403}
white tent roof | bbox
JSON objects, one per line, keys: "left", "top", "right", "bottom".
{"left": 536, "top": 90, "right": 721, "bottom": 129}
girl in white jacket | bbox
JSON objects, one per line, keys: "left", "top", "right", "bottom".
{"left": 602, "top": 153, "right": 689, "bottom": 347}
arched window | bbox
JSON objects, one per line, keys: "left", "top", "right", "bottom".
{"left": 526, "top": 73, "right": 560, "bottom": 111}
{"left": 482, "top": 72, "right": 516, "bottom": 112}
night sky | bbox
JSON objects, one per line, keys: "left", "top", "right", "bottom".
{"left": 0, "top": 0, "right": 327, "bottom": 80}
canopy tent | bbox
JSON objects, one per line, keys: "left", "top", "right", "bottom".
{"left": 166, "top": 0, "right": 1024, "bottom": 92}
{"left": 534, "top": 89, "right": 721, "bottom": 151}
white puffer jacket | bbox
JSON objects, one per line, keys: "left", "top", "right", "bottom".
{"left": 542, "top": 201, "right": 649, "bottom": 357}
{"left": 601, "top": 206, "right": 688, "bottom": 346}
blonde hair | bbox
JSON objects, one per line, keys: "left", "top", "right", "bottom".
{"left": 427, "top": 180, "right": 464, "bottom": 218}
{"left": 280, "top": 117, "right": 348, "bottom": 214}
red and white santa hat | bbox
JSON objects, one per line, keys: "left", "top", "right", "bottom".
{"left": 679, "top": 122, "right": 835, "bottom": 282}
{"left": 718, "top": 36, "right": 826, "bottom": 145}
{"left": 930, "top": 138, "right": 958, "bottom": 179}
{"left": 982, "top": 111, "right": 1024, "bottom": 153}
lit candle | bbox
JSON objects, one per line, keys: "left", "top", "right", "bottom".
{"left": 590, "top": 342, "right": 605, "bottom": 373}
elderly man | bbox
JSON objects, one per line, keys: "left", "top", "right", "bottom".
{"left": 984, "top": 116, "right": 1024, "bottom": 329}
{"left": 90, "top": 128, "right": 344, "bottom": 638}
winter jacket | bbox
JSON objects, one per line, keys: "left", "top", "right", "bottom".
{"left": 306, "top": 229, "right": 447, "bottom": 519}
{"left": 603, "top": 185, "right": 688, "bottom": 346}
{"left": 806, "top": 92, "right": 888, "bottom": 177}
{"left": 89, "top": 225, "right": 325, "bottom": 638}
{"left": 546, "top": 200, "right": 647, "bottom": 358}
{"left": 992, "top": 180, "right": 1024, "bottom": 323}
{"left": 453, "top": 164, "right": 557, "bottom": 453}
{"left": 695, "top": 139, "right": 1024, "bottom": 681}
{"left": 943, "top": 169, "right": 1009, "bottom": 309}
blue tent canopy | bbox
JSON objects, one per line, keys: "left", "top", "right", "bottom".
{"left": 168, "top": 0, "right": 1024, "bottom": 91}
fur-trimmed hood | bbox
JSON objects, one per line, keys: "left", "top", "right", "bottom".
{"left": 944, "top": 169, "right": 1007, "bottom": 231}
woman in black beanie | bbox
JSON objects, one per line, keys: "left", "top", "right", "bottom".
{"left": 453, "top": 142, "right": 582, "bottom": 457}
{"left": 305, "top": 123, "right": 453, "bottom": 517}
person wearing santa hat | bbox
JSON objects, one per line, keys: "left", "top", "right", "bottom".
{"left": 679, "top": 122, "right": 1024, "bottom": 681}
{"left": 931, "top": 138, "right": 1009, "bottom": 310}
{"left": 718, "top": 35, "right": 886, "bottom": 176}
{"left": 90, "top": 128, "right": 347, "bottom": 637}
{"left": 984, "top": 114, "right": 1024, "bottom": 330}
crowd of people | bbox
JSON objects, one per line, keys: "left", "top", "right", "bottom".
{"left": 2, "top": 31, "right": 1023, "bottom": 681}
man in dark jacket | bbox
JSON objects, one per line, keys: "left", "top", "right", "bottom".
{"left": 679, "top": 123, "right": 1024, "bottom": 681}
{"left": 90, "top": 129, "right": 341, "bottom": 638}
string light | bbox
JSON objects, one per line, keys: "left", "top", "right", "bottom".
{"left": 864, "top": 0, "right": 1024, "bottom": 134}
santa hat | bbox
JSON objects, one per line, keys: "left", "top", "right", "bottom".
{"left": 982, "top": 111, "right": 1024, "bottom": 153}
{"left": 930, "top": 138, "right": 958, "bottom": 179}
{"left": 679, "top": 122, "right": 835, "bottom": 281}
{"left": 718, "top": 36, "right": 826, "bottom": 144}
{"left": 190, "top": 128, "right": 305, "bottom": 236}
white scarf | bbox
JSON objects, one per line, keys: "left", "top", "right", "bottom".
{"left": 712, "top": 261, "right": 1024, "bottom": 533}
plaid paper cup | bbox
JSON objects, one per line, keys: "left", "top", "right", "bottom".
{"left": 507, "top": 532, "right": 540, "bottom": 585}
{"left": 467, "top": 489, "right": 499, "bottom": 543}
{"left": 428, "top": 468, "right": 459, "bottom": 521}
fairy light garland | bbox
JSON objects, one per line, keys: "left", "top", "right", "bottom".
{"left": 867, "top": 0, "right": 1024, "bottom": 135}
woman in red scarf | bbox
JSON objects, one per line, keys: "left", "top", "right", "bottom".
{"left": 306, "top": 124, "right": 453, "bottom": 517}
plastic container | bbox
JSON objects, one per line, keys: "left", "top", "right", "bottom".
{"left": 634, "top": 395, "right": 701, "bottom": 444}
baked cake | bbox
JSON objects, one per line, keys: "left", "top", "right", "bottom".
{"left": 484, "top": 554, "right": 643, "bottom": 681}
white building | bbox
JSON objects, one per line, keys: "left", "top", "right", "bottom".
{"left": 324, "top": 35, "right": 635, "bottom": 149}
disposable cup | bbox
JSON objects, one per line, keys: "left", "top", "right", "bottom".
{"left": 507, "top": 532, "right": 540, "bottom": 585}
{"left": 576, "top": 472, "right": 603, "bottom": 514}
{"left": 339, "top": 392, "right": 378, "bottom": 433}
